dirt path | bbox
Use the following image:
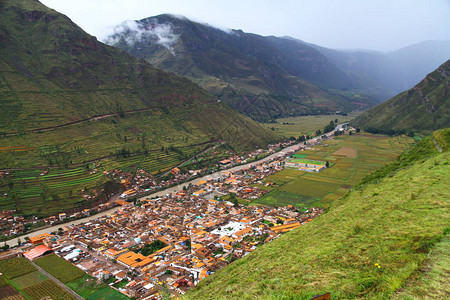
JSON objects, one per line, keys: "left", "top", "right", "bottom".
{"left": 1, "top": 107, "right": 157, "bottom": 136}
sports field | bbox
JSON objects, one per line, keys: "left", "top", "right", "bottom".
{"left": 252, "top": 133, "right": 414, "bottom": 207}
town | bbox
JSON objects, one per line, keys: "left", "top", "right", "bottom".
{"left": 0, "top": 132, "right": 342, "bottom": 299}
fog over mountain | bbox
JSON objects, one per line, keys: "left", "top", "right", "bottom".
{"left": 105, "top": 14, "right": 450, "bottom": 120}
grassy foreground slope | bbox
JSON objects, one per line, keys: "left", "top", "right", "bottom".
{"left": 185, "top": 129, "right": 450, "bottom": 299}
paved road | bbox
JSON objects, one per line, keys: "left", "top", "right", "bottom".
{"left": 4, "top": 124, "right": 346, "bottom": 248}
{"left": 30, "top": 259, "right": 84, "bottom": 300}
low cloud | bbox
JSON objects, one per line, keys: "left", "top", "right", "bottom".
{"left": 105, "top": 20, "right": 179, "bottom": 54}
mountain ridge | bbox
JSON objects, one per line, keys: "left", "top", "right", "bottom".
{"left": 351, "top": 60, "right": 450, "bottom": 133}
{"left": 106, "top": 14, "right": 378, "bottom": 121}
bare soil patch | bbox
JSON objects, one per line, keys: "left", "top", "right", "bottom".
{"left": 332, "top": 147, "right": 357, "bottom": 158}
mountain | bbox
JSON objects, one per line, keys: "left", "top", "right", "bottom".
{"left": 293, "top": 38, "right": 450, "bottom": 96}
{"left": 186, "top": 128, "right": 450, "bottom": 299}
{"left": 0, "top": 0, "right": 278, "bottom": 146}
{"left": 0, "top": 0, "right": 279, "bottom": 216}
{"left": 351, "top": 60, "right": 450, "bottom": 133}
{"left": 105, "top": 15, "right": 379, "bottom": 121}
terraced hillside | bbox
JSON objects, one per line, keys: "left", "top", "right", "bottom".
{"left": 185, "top": 129, "right": 449, "bottom": 299}
{"left": 0, "top": 0, "right": 279, "bottom": 216}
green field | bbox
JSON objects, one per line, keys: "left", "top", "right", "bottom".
{"left": 262, "top": 113, "right": 362, "bottom": 138}
{"left": 35, "top": 254, "right": 85, "bottom": 283}
{"left": 0, "top": 257, "right": 77, "bottom": 300}
{"left": 286, "top": 158, "right": 326, "bottom": 165}
{"left": 252, "top": 133, "right": 414, "bottom": 208}
{"left": 66, "top": 275, "right": 129, "bottom": 300}
{"left": 185, "top": 129, "right": 450, "bottom": 299}
{"left": 0, "top": 257, "right": 36, "bottom": 279}
{"left": 12, "top": 271, "right": 47, "bottom": 289}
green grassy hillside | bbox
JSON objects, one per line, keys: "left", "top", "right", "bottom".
{"left": 185, "top": 129, "right": 450, "bottom": 299}
{"left": 0, "top": 0, "right": 279, "bottom": 216}
{"left": 351, "top": 60, "right": 449, "bottom": 134}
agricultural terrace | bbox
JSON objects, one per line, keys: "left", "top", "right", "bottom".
{"left": 252, "top": 133, "right": 414, "bottom": 208}
{"left": 0, "top": 257, "right": 76, "bottom": 300}
{"left": 0, "top": 106, "right": 240, "bottom": 217}
{"left": 0, "top": 141, "right": 228, "bottom": 217}
{"left": 262, "top": 113, "right": 361, "bottom": 138}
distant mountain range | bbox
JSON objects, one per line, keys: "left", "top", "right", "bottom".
{"left": 351, "top": 60, "right": 450, "bottom": 133}
{"left": 105, "top": 14, "right": 450, "bottom": 121}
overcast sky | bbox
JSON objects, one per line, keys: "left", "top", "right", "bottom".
{"left": 40, "top": 0, "right": 449, "bottom": 52}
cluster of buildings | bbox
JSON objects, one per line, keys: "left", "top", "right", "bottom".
{"left": 12, "top": 151, "right": 325, "bottom": 299}
{"left": 27, "top": 194, "right": 322, "bottom": 298}
{"left": 0, "top": 139, "right": 300, "bottom": 239}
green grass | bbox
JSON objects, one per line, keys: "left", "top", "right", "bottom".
{"left": 12, "top": 271, "right": 47, "bottom": 289}
{"left": 392, "top": 235, "right": 450, "bottom": 299}
{"left": 252, "top": 134, "right": 413, "bottom": 208}
{"left": 185, "top": 137, "right": 450, "bottom": 299}
{"left": 34, "top": 254, "right": 85, "bottom": 283}
{"left": 66, "top": 275, "right": 128, "bottom": 300}
{"left": 0, "top": 257, "right": 36, "bottom": 279}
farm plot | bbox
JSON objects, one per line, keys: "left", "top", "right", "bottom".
{"left": 0, "top": 285, "right": 26, "bottom": 300}
{"left": 35, "top": 254, "right": 84, "bottom": 283}
{"left": 0, "top": 258, "right": 35, "bottom": 279}
{"left": 11, "top": 271, "right": 47, "bottom": 289}
{"left": 254, "top": 190, "right": 318, "bottom": 207}
{"left": 22, "top": 279, "right": 76, "bottom": 300}
{"left": 280, "top": 177, "right": 341, "bottom": 198}
{"left": 252, "top": 134, "right": 414, "bottom": 207}
{"left": 66, "top": 275, "right": 128, "bottom": 300}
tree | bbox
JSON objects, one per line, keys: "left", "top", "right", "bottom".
{"left": 325, "top": 161, "right": 330, "bottom": 168}
{"left": 356, "top": 127, "right": 361, "bottom": 133}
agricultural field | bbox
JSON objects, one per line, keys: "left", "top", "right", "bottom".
{"left": 0, "top": 142, "right": 218, "bottom": 216}
{"left": 66, "top": 275, "right": 129, "bottom": 300}
{"left": 0, "top": 257, "right": 77, "bottom": 300}
{"left": 35, "top": 254, "right": 85, "bottom": 283}
{"left": 22, "top": 279, "right": 76, "bottom": 300}
{"left": 34, "top": 255, "right": 128, "bottom": 299}
{"left": 252, "top": 133, "right": 414, "bottom": 208}
{"left": 262, "top": 112, "right": 362, "bottom": 138}
{"left": 0, "top": 257, "right": 35, "bottom": 279}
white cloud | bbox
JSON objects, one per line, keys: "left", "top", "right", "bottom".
{"left": 104, "top": 19, "right": 179, "bottom": 54}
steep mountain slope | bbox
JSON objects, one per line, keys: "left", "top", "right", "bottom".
{"left": 0, "top": 0, "right": 278, "bottom": 145}
{"left": 186, "top": 129, "right": 450, "bottom": 299}
{"left": 0, "top": 0, "right": 279, "bottom": 216}
{"left": 106, "top": 15, "right": 377, "bottom": 121}
{"left": 292, "top": 38, "right": 450, "bottom": 97}
{"left": 351, "top": 60, "right": 450, "bottom": 133}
